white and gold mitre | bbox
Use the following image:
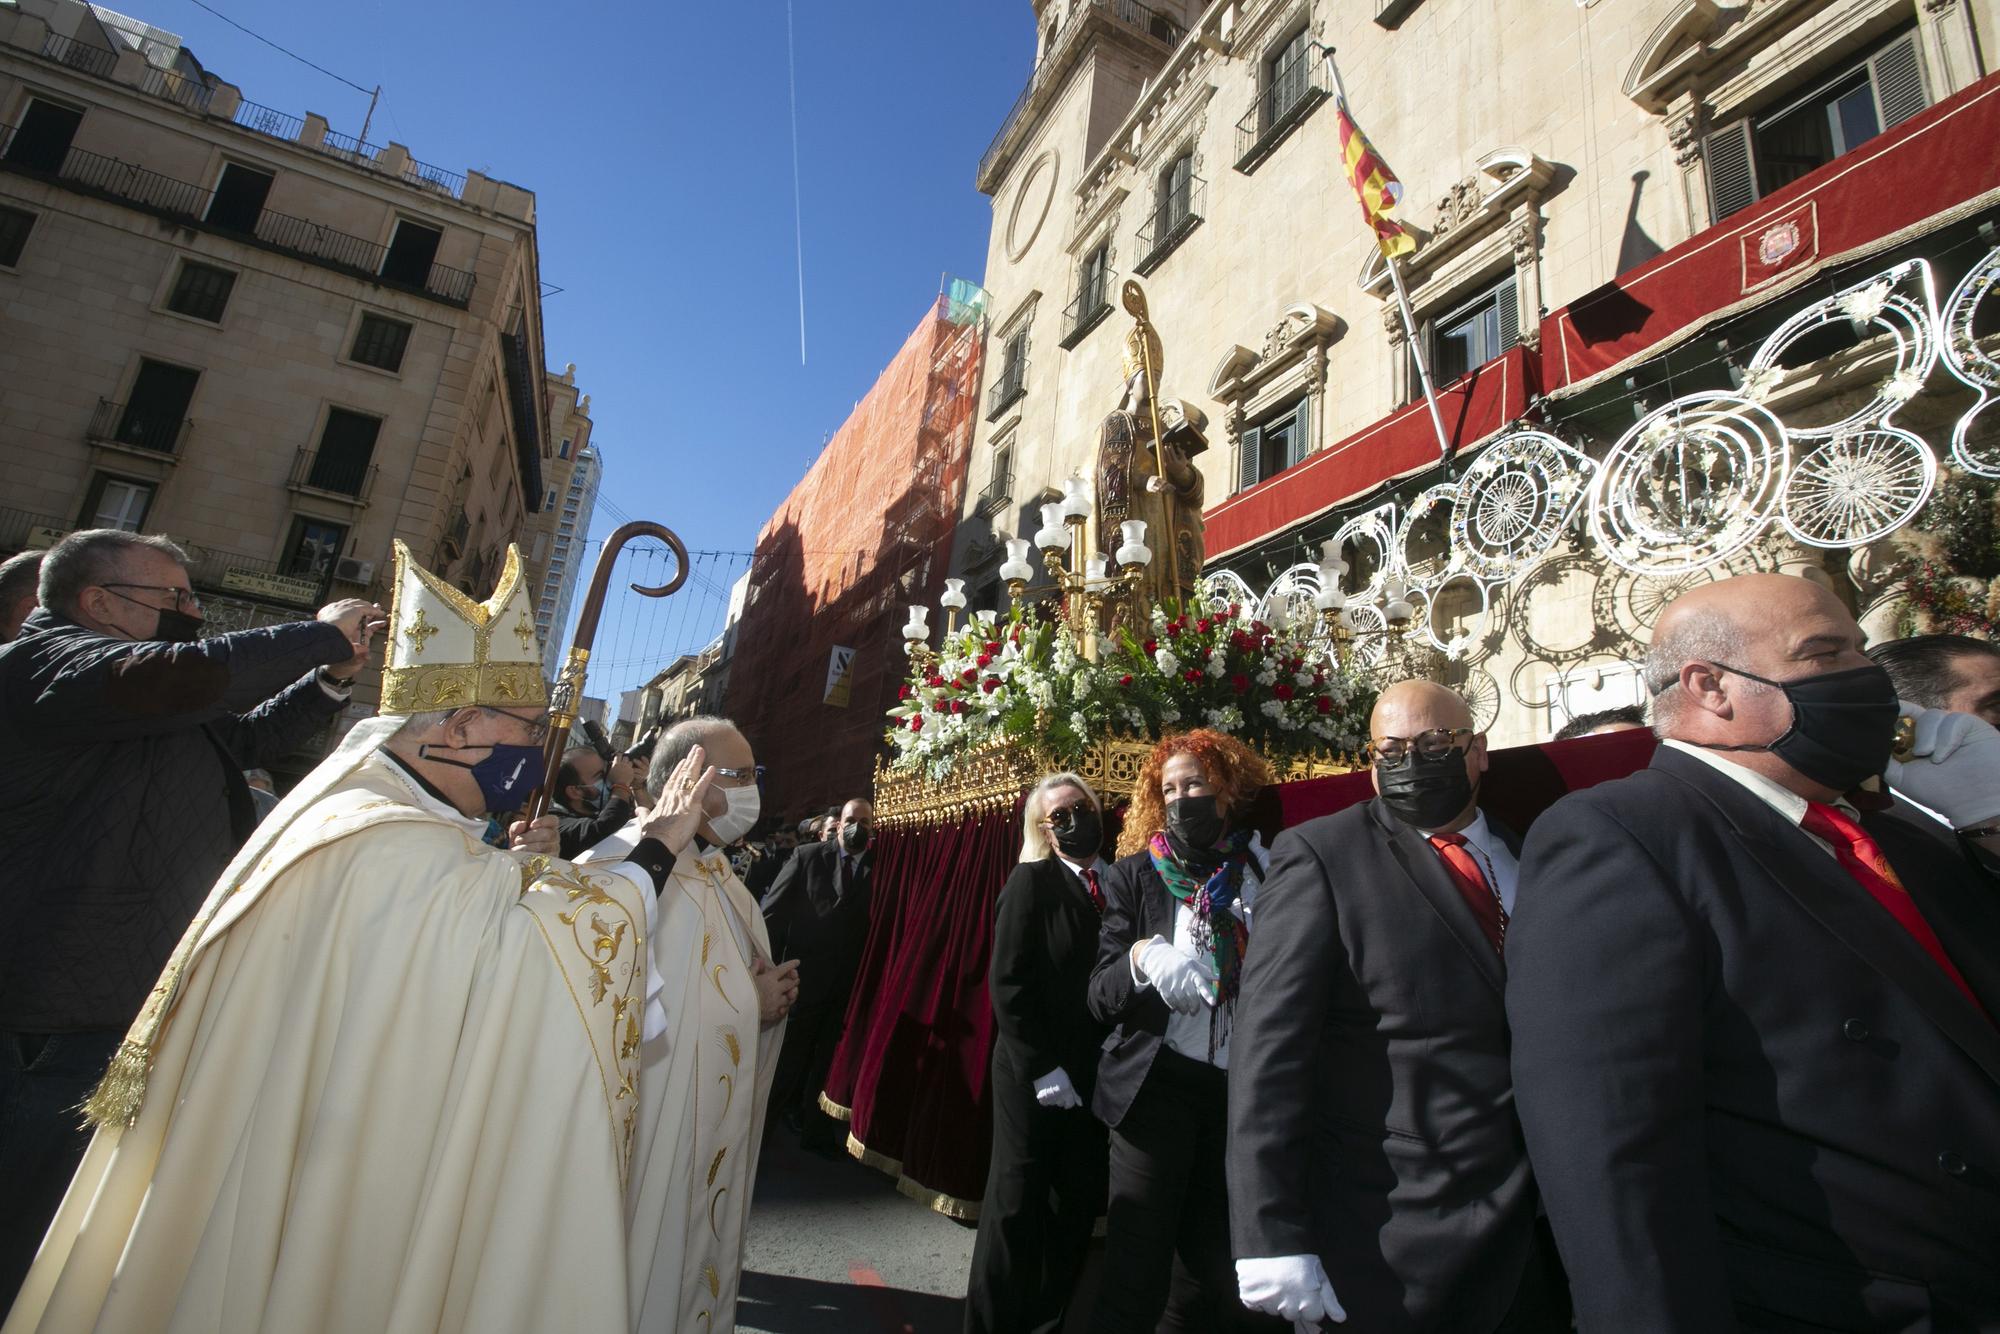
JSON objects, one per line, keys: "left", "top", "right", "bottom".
{"left": 379, "top": 540, "right": 547, "bottom": 715}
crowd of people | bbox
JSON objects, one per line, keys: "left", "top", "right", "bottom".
{"left": 0, "top": 528, "right": 1996, "bottom": 1334}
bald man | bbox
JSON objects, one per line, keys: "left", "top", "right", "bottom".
{"left": 1508, "top": 573, "right": 2000, "bottom": 1333}
{"left": 1228, "top": 680, "right": 1571, "bottom": 1333}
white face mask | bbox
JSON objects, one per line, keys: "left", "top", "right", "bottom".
{"left": 707, "top": 782, "right": 761, "bottom": 846}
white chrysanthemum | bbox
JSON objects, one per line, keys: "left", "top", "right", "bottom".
{"left": 1205, "top": 654, "right": 1227, "bottom": 678}
{"left": 1259, "top": 699, "right": 1285, "bottom": 720}
{"left": 1069, "top": 710, "right": 1089, "bottom": 735}
{"left": 1256, "top": 664, "right": 1279, "bottom": 686}
{"left": 1154, "top": 648, "right": 1181, "bottom": 675}
{"left": 1160, "top": 705, "right": 1181, "bottom": 724}
{"left": 1293, "top": 669, "right": 1315, "bottom": 688}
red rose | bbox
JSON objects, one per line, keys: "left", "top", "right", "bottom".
{"left": 985, "top": 641, "right": 1002, "bottom": 654}
{"left": 910, "top": 715, "right": 924, "bottom": 732}
{"left": 951, "top": 699, "right": 965, "bottom": 714}
{"left": 1275, "top": 683, "right": 1295, "bottom": 701}
{"left": 1230, "top": 673, "right": 1249, "bottom": 694}
{"left": 977, "top": 652, "right": 993, "bottom": 668}
{"left": 1118, "top": 674, "right": 1134, "bottom": 687}
{"left": 1183, "top": 670, "right": 1203, "bottom": 683}
{"left": 1251, "top": 621, "right": 1270, "bottom": 637}
{"left": 934, "top": 699, "right": 948, "bottom": 713}
{"left": 1315, "top": 696, "right": 1332, "bottom": 715}
{"left": 1227, "top": 603, "right": 1242, "bottom": 618}
{"left": 898, "top": 684, "right": 911, "bottom": 700}
{"left": 1196, "top": 618, "right": 1212, "bottom": 634}
{"left": 928, "top": 674, "right": 946, "bottom": 688}
{"left": 1143, "top": 638, "right": 1158, "bottom": 654}
{"left": 1167, "top": 618, "right": 1185, "bottom": 635}
{"left": 982, "top": 677, "right": 1001, "bottom": 693}
{"left": 1230, "top": 630, "right": 1253, "bottom": 652}
{"left": 961, "top": 668, "right": 978, "bottom": 683}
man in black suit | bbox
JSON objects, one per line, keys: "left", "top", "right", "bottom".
{"left": 761, "top": 796, "right": 875, "bottom": 1144}
{"left": 1509, "top": 571, "right": 2000, "bottom": 1332}
{"left": 964, "top": 774, "right": 1111, "bottom": 1334}
{"left": 1229, "top": 680, "right": 1570, "bottom": 1333}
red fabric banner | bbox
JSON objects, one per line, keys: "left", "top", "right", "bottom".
{"left": 1542, "top": 72, "right": 2000, "bottom": 395}
{"left": 833, "top": 727, "right": 1658, "bottom": 1216}
{"left": 1204, "top": 343, "right": 1537, "bottom": 560}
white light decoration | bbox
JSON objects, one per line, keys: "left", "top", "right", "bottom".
{"left": 1257, "top": 561, "right": 1324, "bottom": 636}
{"left": 1449, "top": 430, "right": 1595, "bottom": 581}
{"left": 1114, "top": 519, "right": 1153, "bottom": 567}
{"left": 1940, "top": 243, "right": 2000, "bottom": 477}
{"left": 1745, "top": 257, "right": 1939, "bottom": 440}
{"left": 1589, "top": 391, "right": 1790, "bottom": 576}
{"left": 902, "top": 604, "right": 930, "bottom": 642}
{"left": 1034, "top": 502, "right": 1068, "bottom": 553}
{"left": 1395, "top": 483, "right": 1462, "bottom": 592}
{"left": 1085, "top": 553, "right": 1110, "bottom": 583}
{"left": 1059, "top": 475, "right": 1093, "bottom": 521}
{"left": 998, "top": 538, "right": 1036, "bottom": 585}
{"left": 1781, "top": 426, "right": 1937, "bottom": 549}
{"left": 1198, "top": 569, "right": 1260, "bottom": 608}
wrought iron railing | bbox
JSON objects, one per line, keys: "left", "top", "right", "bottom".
{"left": 231, "top": 98, "right": 305, "bottom": 142}
{"left": 140, "top": 65, "right": 215, "bottom": 114}
{"left": 1235, "top": 53, "right": 1331, "bottom": 172}
{"left": 289, "top": 447, "right": 377, "bottom": 500}
{"left": 974, "top": 465, "right": 1015, "bottom": 517}
{"left": 88, "top": 396, "right": 190, "bottom": 457}
{"left": 442, "top": 506, "right": 471, "bottom": 557}
{"left": 1136, "top": 175, "right": 1205, "bottom": 274}
{"left": 39, "top": 30, "right": 117, "bottom": 79}
{"left": 986, "top": 358, "right": 1029, "bottom": 420}
{"left": 1060, "top": 270, "right": 1116, "bottom": 348}
{"left": 406, "top": 156, "right": 467, "bottom": 199}
{"left": 183, "top": 543, "right": 324, "bottom": 606}
{"left": 977, "top": 0, "right": 1185, "bottom": 188}
{"left": 0, "top": 128, "right": 476, "bottom": 305}
{"left": 0, "top": 506, "right": 74, "bottom": 553}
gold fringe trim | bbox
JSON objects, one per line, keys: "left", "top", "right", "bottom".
{"left": 838, "top": 1128, "right": 983, "bottom": 1222}
{"left": 82, "top": 1039, "right": 151, "bottom": 1128}
{"left": 818, "top": 1091, "right": 853, "bottom": 1123}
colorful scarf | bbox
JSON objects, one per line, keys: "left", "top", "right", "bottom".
{"left": 1146, "top": 828, "right": 1252, "bottom": 1007}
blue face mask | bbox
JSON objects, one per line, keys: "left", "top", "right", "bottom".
{"left": 421, "top": 741, "right": 545, "bottom": 814}
{"left": 595, "top": 777, "right": 614, "bottom": 809}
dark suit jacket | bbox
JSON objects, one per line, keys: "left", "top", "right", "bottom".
{"left": 761, "top": 839, "right": 873, "bottom": 1010}
{"left": 989, "top": 855, "right": 1108, "bottom": 1093}
{"left": 1227, "top": 798, "right": 1539, "bottom": 1334}
{"left": 1508, "top": 745, "right": 2000, "bottom": 1333}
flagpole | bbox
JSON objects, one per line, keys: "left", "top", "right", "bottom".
{"left": 1318, "top": 46, "right": 1457, "bottom": 472}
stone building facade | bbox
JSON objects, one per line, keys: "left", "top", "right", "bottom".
{"left": 529, "top": 367, "right": 600, "bottom": 677}
{"left": 950, "top": 0, "right": 2000, "bottom": 744}
{"left": 0, "top": 0, "right": 563, "bottom": 739}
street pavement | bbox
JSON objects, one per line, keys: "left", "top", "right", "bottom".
{"left": 738, "top": 1131, "right": 975, "bottom": 1334}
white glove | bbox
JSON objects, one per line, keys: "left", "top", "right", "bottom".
{"left": 1136, "top": 936, "right": 1217, "bottom": 1016}
{"left": 1237, "top": 1255, "right": 1346, "bottom": 1328}
{"left": 1884, "top": 704, "right": 2000, "bottom": 831}
{"left": 1032, "top": 1065, "right": 1081, "bottom": 1109}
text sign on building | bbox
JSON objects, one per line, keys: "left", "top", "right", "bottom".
{"left": 220, "top": 568, "right": 322, "bottom": 606}
{"left": 27, "top": 526, "right": 70, "bottom": 549}
{"left": 825, "top": 645, "right": 857, "bottom": 708}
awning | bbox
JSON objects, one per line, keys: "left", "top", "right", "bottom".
{"left": 1542, "top": 71, "right": 2000, "bottom": 397}
{"left": 1204, "top": 343, "right": 1536, "bottom": 561}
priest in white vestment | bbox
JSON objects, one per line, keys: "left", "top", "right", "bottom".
{"left": 4, "top": 544, "right": 710, "bottom": 1334}
{"left": 580, "top": 716, "right": 796, "bottom": 1334}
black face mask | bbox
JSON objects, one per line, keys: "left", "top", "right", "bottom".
{"left": 152, "top": 607, "right": 204, "bottom": 644}
{"left": 1691, "top": 661, "right": 1899, "bottom": 792}
{"left": 840, "top": 822, "right": 870, "bottom": 854}
{"left": 1164, "top": 794, "right": 1225, "bottom": 854}
{"left": 1376, "top": 748, "right": 1477, "bottom": 830}
{"left": 1048, "top": 804, "right": 1102, "bottom": 859}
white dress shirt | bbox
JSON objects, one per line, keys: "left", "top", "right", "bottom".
{"left": 1662, "top": 738, "right": 1857, "bottom": 860}
{"left": 1419, "top": 807, "right": 1520, "bottom": 918}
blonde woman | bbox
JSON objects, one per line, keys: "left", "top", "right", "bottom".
{"left": 964, "top": 773, "right": 1112, "bottom": 1334}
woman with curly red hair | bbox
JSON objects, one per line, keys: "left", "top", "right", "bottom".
{"left": 1086, "top": 730, "right": 1284, "bottom": 1333}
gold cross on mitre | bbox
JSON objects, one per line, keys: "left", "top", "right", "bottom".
{"left": 514, "top": 612, "right": 536, "bottom": 652}
{"left": 403, "top": 608, "right": 438, "bottom": 656}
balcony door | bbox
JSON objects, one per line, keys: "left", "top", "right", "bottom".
{"left": 205, "top": 162, "right": 273, "bottom": 233}
{"left": 116, "top": 360, "right": 200, "bottom": 453}
{"left": 380, "top": 219, "right": 442, "bottom": 288}
{"left": 5, "top": 99, "right": 83, "bottom": 173}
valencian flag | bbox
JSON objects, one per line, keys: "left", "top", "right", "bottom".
{"left": 1337, "top": 98, "right": 1416, "bottom": 259}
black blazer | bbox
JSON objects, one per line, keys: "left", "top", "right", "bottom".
{"left": 1227, "top": 798, "right": 1538, "bottom": 1334}
{"left": 1507, "top": 745, "right": 2000, "bottom": 1333}
{"left": 988, "top": 855, "right": 1108, "bottom": 1094}
{"left": 760, "top": 839, "right": 873, "bottom": 1009}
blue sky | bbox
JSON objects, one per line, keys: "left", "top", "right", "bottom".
{"left": 164, "top": 0, "right": 1033, "bottom": 702}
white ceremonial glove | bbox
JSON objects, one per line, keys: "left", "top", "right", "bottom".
{"left": 1884, "top": 704, "right": 2000, "bottom": 832}
{"left": 1033, "top": 1065, "right": 1082, "bottom": 1110}
{"left": 1136, "top": 936, "right": 1217, "bottom": 1016}
{"left": 1237, "top": 1255, "right": 1347, "bottom": 1329}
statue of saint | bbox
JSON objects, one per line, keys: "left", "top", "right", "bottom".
{"left": 1097, "top": 281, "right": 1206, "bottom": 634}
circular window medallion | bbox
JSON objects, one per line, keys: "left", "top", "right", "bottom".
{"left": 1006, "top": 150, "right": 1059, "bottom": 262}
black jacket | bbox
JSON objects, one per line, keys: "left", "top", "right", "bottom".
{"left": 989, "top": 855, "right": 1108, "bottom": 1091}
{"left": 553, "top": 793, "right": 635, "bottom": 860}
{"left": 1228, "top": 798, "right": 1539, "bottom": 1334}
{"left": 761, "top": 839, "right": 873, "bottom": 1010}
{"left": 0, "top": 609, "right": 353, "bottom": 1031}
{"left": 1087, "top": 846, "right": 1264, "bottom": 1128}
{"left": 1508, "top": 746, "right": 2000, "bottom": 1333}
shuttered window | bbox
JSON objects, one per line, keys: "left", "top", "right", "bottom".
{"left": 1236, "top": 425, "right": 1264, "bottom": 493}
{"left": 1706, "top": 26, "right": 1929, "bottom": 223}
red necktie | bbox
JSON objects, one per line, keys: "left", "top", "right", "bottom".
{"left": 1429, "top": 832, "right": 1507, "bottom": 955}
{"left": 1081, "top": 865, "right": 1106, "bottom": 915}
{"left": 1800, "top": 802, "right": 1987, "bottom": 1017}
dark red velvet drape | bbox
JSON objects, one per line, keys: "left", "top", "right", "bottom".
{"left": 827, "top": 729, "right": 1659, "bottom": 1217}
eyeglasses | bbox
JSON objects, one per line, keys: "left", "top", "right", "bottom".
{"left": 101, "top": 583, "right": 202, "bottom": 613}
{"left": 1045, "top": 801, "right": 1091, "bottom": 831}
{"left": 712, "top": 764, "right": 765, "bottom": 786}
{"left": 477, "top": 706, "right": 551, "bottom": 746}
{"left": 1369, "top": 727, "right": 1474, "bottom": 764}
